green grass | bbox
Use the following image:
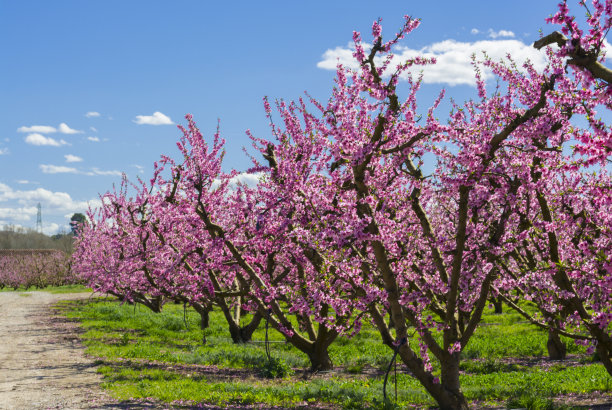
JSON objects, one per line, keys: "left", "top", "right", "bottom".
{"left": 61, "top": 298, "right": 612, "bottom": 409}
{"left": 1, "top": 284, "right": 91, "bottom": 293}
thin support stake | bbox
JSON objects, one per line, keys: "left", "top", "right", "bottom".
{"left": 183, "top": 302, "right": 189, "bottom": 330}
{"left": 383, "top": 337, "right": 407, "bottom": 404}
{"left": 265, "top": 308, "right": 272, "bottom": 362}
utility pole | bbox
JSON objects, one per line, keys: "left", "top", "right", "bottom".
{"left": 36, "top": 203, "right": 43, "bottom": 233}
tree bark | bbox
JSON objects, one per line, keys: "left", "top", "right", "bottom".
{"left": 307, "top": 344, "right": 334, "bottom": 371}
{"left": 492, "top": 297, "right": 503, "bottom": 314}
{"left": 439, "top": 354, "right": 469, "bottom": 410}
{"left": 546, "top": 329, "right": 567, "bottom": 360}
{"left": 597, "top": 344, "right": 612, "bottom": 377}
{"left": 227, "top": 311, "right": 263, "bottom": 344}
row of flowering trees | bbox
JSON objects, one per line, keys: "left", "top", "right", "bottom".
{"left": 73, "top": 2, "right": 611, "bottom": 408}
{"left": 0, "top": 250, "right": 74, "bottom": 289}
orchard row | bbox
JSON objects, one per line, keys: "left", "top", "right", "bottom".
{"left": 73, "top": 2, "right": 612, "bottom": 409}
{"left": 0, "top": 250, "right": 75, "bottom": 290}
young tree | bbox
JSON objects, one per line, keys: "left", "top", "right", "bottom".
{"left": 172, "top": 116, "right": 365, "bottom": 369}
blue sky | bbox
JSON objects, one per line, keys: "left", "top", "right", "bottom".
{"left": 0, "top": 1, "right": 575, "bottom": 234}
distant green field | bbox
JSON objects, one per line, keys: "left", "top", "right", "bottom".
{"left": 60, "top": 298, "right": 612, "bottom": 409}
{"left": 0, "top": 284, "right": 91, "bottom": 293}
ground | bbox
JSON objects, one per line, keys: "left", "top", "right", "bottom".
{"left": 0, "top": 291, "right": 120, "bottom": 409}
{"left": 0, "top": 291, "right": 610, "bottom": 409}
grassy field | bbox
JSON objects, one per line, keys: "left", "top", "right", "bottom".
{"left": 58, "top": 298, "right": 612, "bottom": 409}
{"left": 0, "top": 284, "right": 91, "bottom": 293}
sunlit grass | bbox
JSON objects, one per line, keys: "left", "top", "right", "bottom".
{"left": 62, "top": 298, "right": 612, "bottom": 409}
{"left": 1, "top": 284, "right": 91, "bottom": 293}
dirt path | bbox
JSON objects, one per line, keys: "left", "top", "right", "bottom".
{"left": 0, "top": 291, "right": 119, "bottom": 409}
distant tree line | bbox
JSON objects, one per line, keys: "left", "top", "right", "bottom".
{"left": 0, "top": 224, "right": 75, "bottom": 253}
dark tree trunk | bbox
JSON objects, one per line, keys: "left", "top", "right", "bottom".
{"left": 191, "top": 303, "right": 212, "bottom": 345}
{"left": 307, "top": 344, "right": 334, "bottom": 372}
{"left": 597, "top": 344, "right": 612, "bottom": 377}
{"left": 228, "top": 312, "right": 263, "bottom": 344}
{"left": 546, "top": 329, "right": 567, "bottom": 360}
{"left": 438, "top": 354, "right": 469, "bottom": 410}
{"left": 199, "top": 308, "right": 210, "bottom": 329}
{"left": 394, "top": 346, "right": 469, "bottom": 410}
{"left": 492, "top": 297, "right": 503, "bottom": 314}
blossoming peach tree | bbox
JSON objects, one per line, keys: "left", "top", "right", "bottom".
{"left": 73, "top": 1, "right": 611, "bottom": 408}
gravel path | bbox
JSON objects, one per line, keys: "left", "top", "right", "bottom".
{"left": 0, "top": 291, "right": 119, "bottom": 409}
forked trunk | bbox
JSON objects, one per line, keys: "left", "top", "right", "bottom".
{"left": 228, "top": 311, "right": 263, "bottom": 344}
{"left": 394, "top": 346, "right": 469, "bottom": 410}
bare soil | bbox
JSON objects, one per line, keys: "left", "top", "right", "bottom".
{"left": 0, "top": 291, "right": 123, "bottom": 409}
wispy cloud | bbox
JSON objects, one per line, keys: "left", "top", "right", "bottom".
{"left": 17, "top": 122, "right": 83, "bottom": 134}
{"left": 25, "top": 134, "right": 69, "bottom": 147}
{"left": 133, "top": 111, "right": 174, "bottom": 125}
{"left": 132, "top": 164, "right": 145, "bottom": 173}
{"left": 87, "top": 168, "right": 122, "bottom": 177}
{"left": 471, "top": 28, "right": 480, "bottom": 35}
{"left": 58, "top": 122, "right": 82, "bottom": 134}
{"left": 40, "top": 164, "right": 79, "bottom": 174}
{"left": 64, "top": 154, "right": 83, "bottom": 163}
{"left": 0, "top": 148, "right": 8, "bottom": 155}
{"left": 317, "top": 38, "right": 546, "bottom": 86}
{"left": 488, "top": 29, "right": 515, "bottom": 39}
{"left": 87, "top": 136, "right": 100, "bottom": 142}
{"left": 39, "top": 164, "right": 121, "bottom": 177}
{"left": 17, "top": 125, "right": 57, "bottom": 134}
{"left": 85, "top": 111, "right": 101, "bottom": 118}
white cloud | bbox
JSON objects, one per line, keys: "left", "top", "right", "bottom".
{"left": 40, "top": 164, "right": 79, "bottom": 174}
{"left": 39, "top": 164, "right": 121, "bottom": 177}
{"left": 17, "top": 125, "right": 57, "bottom": 134}
{"left": 0, "top": 148, "right": 8, "bottom": 155}
{"left": 133, "top": 111, "right": 174, "bottom": 125}
{"left": 24, "top": 133, "right": 69, "bottom": 147}
{"left": 132, "top": 164, "right": 145, "bottom": 173}
{"left": 87, "top": 168, "right": 122, "bottom": 177}
{"left": 317, "top": 38, "right": 547, "bottom": 86}
{"left": 90, "top": 126, "right": 98, "bottom": 132}
{"left": 87, "top": 136, "right": 100, "bottom": 142}
{"left": 471, "top": 28, "right": 479, "bottom": 35}
{"left": 212, "top": 172, "right": 263, "bottom": 190}
{"left": 16, "top": 180, "right": 35, "bottom": 185}
{"left": 0, "top": 207, "right": 37, "bottom": 222}
{"left": 42, "top": 222, "right": 61, "bottom": 235}
{"left": 0, "top": 183, "right": 101, "bottom": 235}
{"left": 230, "top": 172, "right": 263, "bottom": 187}
{"left": 85, "top": 111, "right": 101, "bottom": 118}
{"left": 488, "top": 29, "right": 515, "bottom": 39}
{"left": 58, "top": 122, "right": 82, "bottom": 134}
{"left": 64, "top": 154, "right": 83, "bottom": 163}
{"left": 0, "top": 184, "right": 91, "bottom": 210}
